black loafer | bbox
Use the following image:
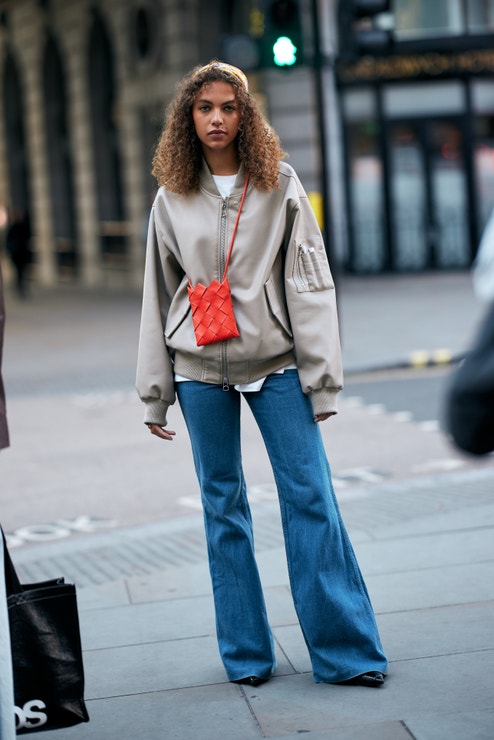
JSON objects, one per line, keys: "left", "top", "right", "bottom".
{"left": 339, "top": 671, "right": 385, "bottom": 688}
{"left": 232, "top": 676, "right": 269, "bottom": 687}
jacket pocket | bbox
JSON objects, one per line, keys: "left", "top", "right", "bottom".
{"left": 295, "top": 243, "right": 334, "bottom": 293}
{"left": 264, "top": 278, "right": 293, "bottom": 337}
{"left": 165, "top": 302, "right": 191, "bottom": 340}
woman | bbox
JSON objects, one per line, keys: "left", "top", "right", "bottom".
{"left": 136, "top": 61, "right": 388, "bottom": 687}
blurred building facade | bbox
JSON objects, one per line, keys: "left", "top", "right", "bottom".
{"left": 1, "top": 0, "right": 494, "bottom": 288}
{"left": 337, "top": 0, "right": 494, "bottom": 273}
{"left": 0, "top": 0, "right": 330, "bottom": 288}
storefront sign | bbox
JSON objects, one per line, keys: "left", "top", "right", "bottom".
{"left": 337, "top": 48, "right": 494, "bottom": 84}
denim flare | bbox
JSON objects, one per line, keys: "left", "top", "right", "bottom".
{"left": 177, "top": 370, "right": 388, "bottom": 683}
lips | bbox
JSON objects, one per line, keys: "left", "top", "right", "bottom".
{"left": 209, "top": 129, "right": 226, "bottom": 136}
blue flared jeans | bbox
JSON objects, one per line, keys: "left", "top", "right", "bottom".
{"left": 177, "top": 370, "right": 388, "bottom": 683}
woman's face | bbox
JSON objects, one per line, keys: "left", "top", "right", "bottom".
{"left": 192, "top": 80, "right": 241, "bottom": 157}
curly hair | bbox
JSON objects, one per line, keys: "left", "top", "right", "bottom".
{"left": 151, "top": 62, "right": 287, "bottom": 194}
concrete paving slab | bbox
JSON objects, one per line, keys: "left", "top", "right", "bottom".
{"left": 79, "top": 596, "right": 216, "bottom": 650}
{"left": 405, "top": 709, "right": 494, "bottom": 740}
{"left": 39, "top": 684, "right": 263, "bottom": 740}
{"left": 83, "top": 636, "right": 294, "bottom": 699}
{"left": 272, "top": 625, "right": 312, "bottom": 674}
{"left": 374, "top": 601, "right": 493, "bottom": 661}
{"left": 248, "top": 650, "right": 494, "bottom": 736}
{"left": 124, "top": 560, "right": 212, "bottom": 603}
{"left": 253, "top": 545, "right": 290, "bottom": 587}
{"left": 272, "top": 723, "right": 414, "bottom": 740}
{"left": 83, "top": 635, "right": 225, "bottom": 699}
{"left": 354, "top": 526, "right": 494, "bottom": 576}
{"left": 264, "top": 585, "right": 298, "bottom": 626}
{"left": 368, "top": 501, "right": 494, "bottom": 540}
{"left": 267, "top": 600, "right": 494, "bottom": 675}
{"left": 367, "top": 561, "right": 494, "bottom": 613}
{"left": 76, "top": 580, "right": 131, "bottom": 611}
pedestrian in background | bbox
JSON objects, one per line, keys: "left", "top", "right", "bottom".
{"left": 0, "top": 263, "right": 16, "bottom": 738}
{"left": 136, "top": 61, "right": 387, "bottom": 687}
{"left": 6, "top": 208, "right": 31, "bottom": 299}
{"left": 444, "top": 207, "right": 494, "bottom": 454}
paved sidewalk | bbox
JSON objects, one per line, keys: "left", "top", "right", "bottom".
{"left": 2, "top": 269, "right": 494, "bottom": 738}
{"left": 11, "top": 472, "right": 494, "bottom": 740}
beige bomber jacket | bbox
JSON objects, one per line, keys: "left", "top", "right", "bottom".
{"left": 136, "top": 161, "right": 343, "bottom": 426}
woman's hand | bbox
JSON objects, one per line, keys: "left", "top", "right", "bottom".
{"left": 314, "top": 413, "right": 336, "bottom": 423}
{"left": 146, "top": 423, "right": 176, "bottom": 441}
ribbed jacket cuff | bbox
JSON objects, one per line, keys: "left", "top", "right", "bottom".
{"left": 310, "top": 388, "right": 339, "bottom": 416}
{"left": 143, "top": 399, "right": 170, "bottom": 427}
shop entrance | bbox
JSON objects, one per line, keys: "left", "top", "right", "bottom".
{"left": 386, "top": 118, "right": 472, "bottom": 271}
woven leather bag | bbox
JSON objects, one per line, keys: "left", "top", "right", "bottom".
{"left": 188, "top": 174, "right": 249, "bottom": 346}
{"left": 188, "top": 277, "right": 239, "bottom": 346}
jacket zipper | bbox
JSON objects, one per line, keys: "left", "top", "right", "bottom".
{"left": 295, "top": 243, "right": 307, "bottom": 290}
{"left": 220, "top": 198, "right": 230, "bottom": 390}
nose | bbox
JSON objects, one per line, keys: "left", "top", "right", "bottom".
{"left": 211, "top": 107, "right": 223, "bottom": 125}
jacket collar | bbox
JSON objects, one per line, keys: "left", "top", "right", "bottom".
{"left": 199, "top": 159, "right": 247, "bottom": 197}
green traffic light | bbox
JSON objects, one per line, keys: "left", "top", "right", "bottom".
{"left": 272, "top": 35, "right": 297, "bottom": 66}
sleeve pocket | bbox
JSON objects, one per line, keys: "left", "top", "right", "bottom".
{"left": 296, "top": 244, "right": 334, "bottom": 293}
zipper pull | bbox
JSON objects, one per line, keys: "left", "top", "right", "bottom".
{"left": 223, "top": 377, "right": 230, "bottom": 391}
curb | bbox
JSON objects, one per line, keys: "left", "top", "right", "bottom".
{"left": 344, "top": 349, "right": 464, "bottom": 377}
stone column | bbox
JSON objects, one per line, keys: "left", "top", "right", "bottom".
{"left": 15, "top": 1, "right": 57, "bottom": 285}
{"left": 59, "top": 3, "right": 101, "bottom": 287}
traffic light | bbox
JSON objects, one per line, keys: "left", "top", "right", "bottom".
{"left": 338, "top": 0, "right": 393, "bottom": 60}
{"left": 262, "top": 0, "right": 303, "bottom": 68}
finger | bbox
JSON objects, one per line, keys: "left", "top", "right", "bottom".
{"left": 148, "top": 424, "right": 176, "bottom": 440}
{"left": 314, "top": 413, "right": 335, "bottom": 423}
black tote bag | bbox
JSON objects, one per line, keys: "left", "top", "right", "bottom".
{"left": 3, "top": 529, "right": 90, "bottom": 733}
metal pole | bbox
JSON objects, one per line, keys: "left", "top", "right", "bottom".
{"left": 310, "top": 0, "right": 340, "bottom": 294}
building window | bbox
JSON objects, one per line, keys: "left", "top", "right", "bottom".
{"left": 467, "top": 0, "right": 494, "bottom": 32}
{"left": 395, "top": 0, "right": 462, "bottom": 38}
{"left": 395, "top": 0, "right": 494, "bottom": 38}
{"left": 474, "top": 115, "right": 494, "bottom": 231}
{"left": 347, "top": 121, "right": 386, "bottom": 272}
{"left": 128, "top": 2, "right": 161, "bottom": 74}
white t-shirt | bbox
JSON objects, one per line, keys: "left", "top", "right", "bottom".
{"left": 212, "top": 174, "right": 237, "bottom": 199}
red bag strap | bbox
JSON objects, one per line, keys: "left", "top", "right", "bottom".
{"left": 222, "top": 172, "right": 250, "bottom": 280}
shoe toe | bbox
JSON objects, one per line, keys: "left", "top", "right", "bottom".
{"left": 356, "top": 671, "right": 385, "bottom": 687}
{"left": 337, "top": 671, "right": 385, "bottom": 688}
{"left": 233, "top": 675, "right": 268, "bottom": 687}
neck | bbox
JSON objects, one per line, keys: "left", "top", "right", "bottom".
{"left": 203, "top": 149, "right": 239, "bottom": 176}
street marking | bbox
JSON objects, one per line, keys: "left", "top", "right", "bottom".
{"left": 410, "top": 350, "right": 430, "bottom": 367}
{"left": 412, "top": 458, "right": 464, "bottom": 473}
{"left": 5, "top": 516, "right": 118, "bottom": 548}
{"left": 366, "top": 403, "right": 386, "bottom": 415}
{"left": 177, "top": 496, "right": 202, "bottom": 511}
{"left": 393, "top": 411, "right": 413, "bottom": 422}
{"left": 433, "top": 348, "right": 453, "bottom": 364}
{"left": 178, "top": 472, "right": 391, "bottom": 509}
{"left": 420, "top": 420, "right": 440, "bottom": 432}
{"left": 409, "top": 349, "right": 454, "bottom": 367}
{"left": 342, "top": 396, "right": 364, "bottom": 407}
{"left": 333, "top": 468, "right": 388, "bottom": 486}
